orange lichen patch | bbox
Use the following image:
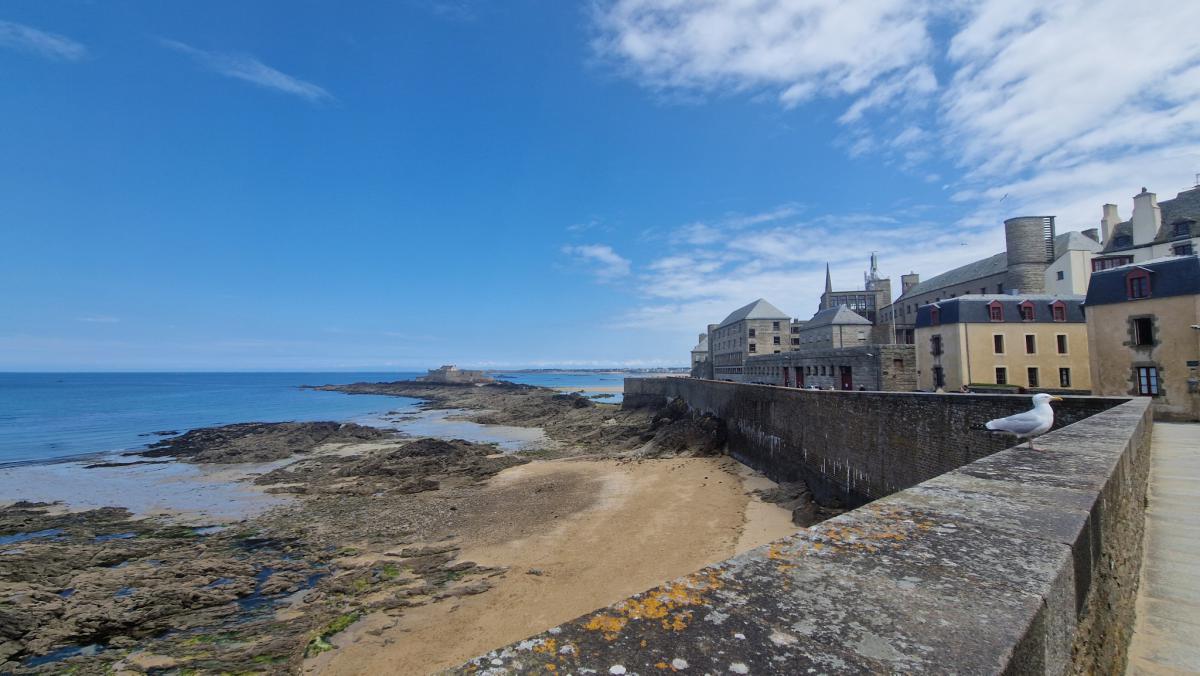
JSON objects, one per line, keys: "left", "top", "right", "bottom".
{"left": 803, "top": 506, "right": 938, "bottom": 556}
{"left": 533, "top": 638, "right": 558, "bottom": 655}
{"left": 545, "top": 664, "right": 557, "bottom": 672}
{"left": 656, "top": 661, "right": 671, "bottom": 670}
{"left": 582, "top": 572, "right": 723, "bottom": 641}
{"left": 663, "top": 610, "right": 692, "bottom": 632}
{"left": 584, "top": 614, "right": 629, "bottom": 641}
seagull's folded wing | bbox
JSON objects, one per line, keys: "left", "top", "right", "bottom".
{"left": 986, "top": 411, "right": 1047, "bottom": 435}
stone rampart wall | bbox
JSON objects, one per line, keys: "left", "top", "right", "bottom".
{"left": 459, "top": 393, "right": 1152, "bottom": 675}
{"left": 624, "top": 377, "right": 1123, "bottom": 505}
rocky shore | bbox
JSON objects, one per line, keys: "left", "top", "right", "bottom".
{"left": 1, "top": 379, "right": 752, "bottom": 674}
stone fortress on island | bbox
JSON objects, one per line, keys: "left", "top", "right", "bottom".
{"left": 419, "top": 364, "right": 494, "bottom": 384}
{"left": 688, "top": 183, "right": 1200, "bottom": 419}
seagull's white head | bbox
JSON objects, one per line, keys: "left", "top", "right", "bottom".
{"left": 1033, "top": 393, "right": 1063, "bottom": 405}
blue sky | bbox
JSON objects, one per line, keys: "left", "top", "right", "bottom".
{"left": 2, "top": 1, "right": 1198, "bottom": 370}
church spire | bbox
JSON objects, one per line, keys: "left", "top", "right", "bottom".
{"left": 824, "top": 263, "right": 833, "bottom": 295}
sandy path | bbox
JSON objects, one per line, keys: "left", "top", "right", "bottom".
{"left": 308, "top": 456, "right": 795, "bottom": 675}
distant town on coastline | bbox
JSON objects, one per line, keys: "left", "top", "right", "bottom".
{"left": 689, "top": 184, "right": 1200, "bottom": 422}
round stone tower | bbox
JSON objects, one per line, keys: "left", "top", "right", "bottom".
{"left": 1004, "top": 216, "right": 1053, "bottom": 295}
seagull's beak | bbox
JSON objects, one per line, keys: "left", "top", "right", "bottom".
{"left": 1051, "top": 396, "right": 1064, "bottom": 402}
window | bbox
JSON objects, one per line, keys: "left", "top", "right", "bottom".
{"left": 1092, "top": 256, "right": 1133, "bottom": 272}
{"left": 772, "top": 321, "right": 780, "bottom": 330}
{"left": 748, "top": 328, "right": 756, "bottom": 337}
{"left": 1136, "top": 366, "right": 1160, "bottom": 396}
{"left": 1132, "top": 317, "right": 1154, "bottom": 346}
{"left": 930, "top": 335, "right": 943, "bottom": 356}
{"left": 1019, "top": 302, "right": 1035, "bottom": 321}
{"left": 980, "top": 287, "right": 987, "bottom": 295}
{"left": 1056, "top": 270, "right": 1064, "bottom": 281}
{"left": 1059, "top": 368, "right": 1071, "bottom": 388}
{"left": 996, "top": 283, "right": 1005, "bottom": 294}
{"left": 1027, "top": 367, "right": 1039, "bottom": 388}
{"left": 791, "top": 326, "right": 800, "bottom": 334}
{"left": 995, "top": 367, "right": 1008, "bottom": 385}
{"left": 1173, "top": 243, "right": 1195, "bottom": 256}
{"left": 1127, "top": 269, "right": 1151, "bottom": 299}
{"left": 1052, "top": 302, "right": 1066, "bottom": 322}
{"left": 791, "top": 338, "right": 799, "bottom": 346}
{"left": 1173, "top": 221, "right": 1192, "bottom": 237}
{"left": 748, "top": 343, "right": 756, "bottom": 353}
{"left": 1056, "top": 334, "right": 1068, "bottom": 354}
{"left": 932, "top": 366, "right": 945, "bottom": 389}
{"left": 930, "top": 307, "right": 941, "bottom": 325}
{"left": 1025, "top": 335, "right": 1036, "bottom": 354}
{"left": 993, "top": 334, "right": 1005, "bottom": 354}
{"left": 893, "top": 358, "right": 904, "bottom": 370}
{"left": 989, "top": 301, "right": 1004, "bottom": 321}
{"left": 773, "top": 336, "right": 781, "bottom": 345}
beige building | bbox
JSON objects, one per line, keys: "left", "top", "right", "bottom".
{"left": 914, "top": 295, "right": 1091, "bottom": 393}
{"left": 709, "top": 299, "right": 793, "bottom": 380}
{"left": 1084, "top": 255, "right": 1200, "bottom": 421}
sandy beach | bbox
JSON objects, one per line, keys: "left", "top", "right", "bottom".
{"left": 306, "top": 456, "right": 794, "bottom": 675}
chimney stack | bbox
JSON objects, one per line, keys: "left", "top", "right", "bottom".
{"left": 1131, "top": 187, "right": 1161, "bottom": 246}
{"left": 1100, "top": 204, "right": 1121, "bottom": 243}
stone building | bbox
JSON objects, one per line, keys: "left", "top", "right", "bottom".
{"left": 819, "top": 253, "right": 891, "bottom": 325}
{"left": 708, "top": 299, "right": 792, "bottom": 381}
{"left": 1084, "top": 255, "right": 1200, "bottom": 421}
{"left": 1091, "top": 185, "right": 1200, "bottom": 270}
{"left": 792, "top": 306, "right": 873, "bottom": 350}
{"left": 913, "top": 295, "right": 1091, "bottom": 393}
{"left": 744, "top": 344, "right": 917, "bottom": 391}
{"left": 689, "top": 332, "right": 711, "bottom": 380}
{"left": 420, "top": 365, "right": 493, "bottom": 384}
{"left": 881, "top": 217, "right": 1101, "bottom": 344}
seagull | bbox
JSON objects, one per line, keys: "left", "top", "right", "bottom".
{"left": 984, "top": 393, "right": 1063, "bottom": 450}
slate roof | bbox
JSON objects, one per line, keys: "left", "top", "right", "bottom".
{"left": 1084, "top": 255, "right": 1200, "bottom": 306}
{"left": 895, "top": 231, "right": 1099, "bottom": 303}
{"left": 897, "top": 252, "right": 1009, "bottom": 300}
{"left": 691, "top": 334, "right": 709, "bottom": 353}
{"left": 805, "top": 305, "right": 872, "bottom": 327}
{"left": 1102, "top": 186, "right": 1200, "bottom": 253}
{"left": 717, "top": 298, "right": 791, "bottom": 328}
{"left": 915, "top": 294, "right": 1086, "bottom": 327}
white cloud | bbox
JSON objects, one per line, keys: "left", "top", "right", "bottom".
{"left": 593, "top": 0, "right": 935, "bottom": 109}
{"left": 592, "top": 0, "right": 1200, "bottom": 234}
{"left": 563, "top": 243, "right": 632, "bottom": 280}
{"left": 160, "top": 39, "right": 333, "bottom": 103}
{"left": 0, "top": 20, "right": 86, "bottom": 61}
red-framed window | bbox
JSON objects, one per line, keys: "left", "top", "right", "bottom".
{"left": 988, "top": 300, "right": 1004, "bottom": 322}
{"left": 1126, "top": 269, "right": 1151, "bottom": 299}
{"left": 1051, "top": 301, "right": 1067, "bottom": 322}
{"left": 1019, "top": 300, "right": 1035, "bottom": 321}
{"left": 929, "top": 306, "right": 941, "bottom": 325}
{"left": 1092, "top": 256, "right": 1133, "bottom": 272}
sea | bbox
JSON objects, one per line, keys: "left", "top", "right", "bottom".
{"left": 0, "top": 371, "right": 630, "bottom": 466}
{"left": 0, "top": 370, "right": 634, "bottom": 520}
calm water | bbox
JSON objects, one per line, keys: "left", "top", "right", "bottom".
{"left": 0, "top": 372, "right": 422, "bottom": 465}
{"left": 0, "top": 371, "right": 636, "bottom": 466}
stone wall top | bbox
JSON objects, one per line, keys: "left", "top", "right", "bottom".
{"left": 457, "top": 392, "right": 1151, "bottom": 675}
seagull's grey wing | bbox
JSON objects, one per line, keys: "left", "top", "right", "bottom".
{"left": 985, "top": 410, "right": 1047, "bottom": 436}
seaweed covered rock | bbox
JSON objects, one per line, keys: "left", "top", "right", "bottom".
{"left": 139, "top": 422, "right": 390, "bottom": 463}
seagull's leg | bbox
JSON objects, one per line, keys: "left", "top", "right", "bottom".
{"left": 1028, "top": 438, "right": 1037, "bottom": 451}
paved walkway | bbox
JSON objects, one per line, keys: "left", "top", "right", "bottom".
{"left": 1127, "top": 422, "right": 1200, "bottom": 675}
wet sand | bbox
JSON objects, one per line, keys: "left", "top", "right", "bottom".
{"left": 307, "top": 456, "right": 796, "bottom": 675}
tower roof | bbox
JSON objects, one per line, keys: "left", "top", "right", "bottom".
{"left": 717, "top": 298, "right": 790, "bottom": 328}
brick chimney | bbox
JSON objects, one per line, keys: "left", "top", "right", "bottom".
{"left": 1131, "top": 187, "right": 1161, "bottom": 246}
{"left": 1100, "top": 204, "right": 1121, "bottom": 243}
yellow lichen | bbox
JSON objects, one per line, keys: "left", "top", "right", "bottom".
{"left": 533, "top": 638, "right": 557, "bottom": 655}
{"left": 584, "top": 614, "right": 629, "bottom": 641}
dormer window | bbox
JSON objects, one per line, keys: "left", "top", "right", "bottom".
{"left": 1018, "top": 300, "right": 1035, "bottom": 321}
{"left": 1051, "top": 300, "right": 1067, "bottom": 322}
{"left": 1173, "top": 220, "right": 1193, "bottom": 237}
{"left": 988, "top": 300, "right": 1004, "bottom": 322}
{"left": 929, "top": 305, "right": 941, "bottom": 325}
{"left": 1126, "top": 268, "right": 1151, "bottom": 299}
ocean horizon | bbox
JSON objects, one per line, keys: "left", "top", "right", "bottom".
{"left": 0, "top": 370, "right": 631, "bottom": 466}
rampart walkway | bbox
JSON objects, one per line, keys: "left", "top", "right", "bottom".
{"left": 1127, "top": 422, "right": 1200, "bottom": 674}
